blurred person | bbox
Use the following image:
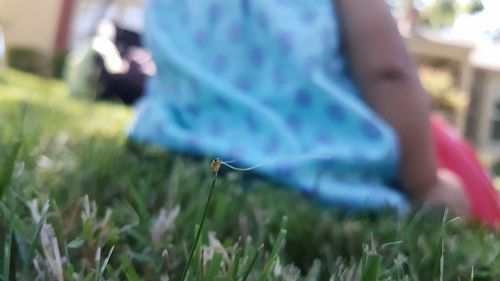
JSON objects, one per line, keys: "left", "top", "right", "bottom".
{"left": 91, "top": 19, "right": 155, "bottom": 104}
{"left": 129, "top": 0, "right": 471, "bottom": 216}
{"left": 66, "top": 2, "right": 155, "bottom": 104}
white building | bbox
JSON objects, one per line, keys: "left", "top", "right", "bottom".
{"left": 404, "top": 31, "right": 500, "bottom": 161}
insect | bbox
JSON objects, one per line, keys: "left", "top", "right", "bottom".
{"left": 210, "top": 158, "right": 222, "bottom": 175}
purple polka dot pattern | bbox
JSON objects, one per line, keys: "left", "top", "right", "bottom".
{"left": 262, "top": 99, "right": 276, "bottom": 109}
{"left": 194, "top": 30, "right": 207, "bottom": 47}
{"left": 350, "top": 149, "right": 367, "bottom": 163}
{"left": 360, "top": 171, "right": 375, "bottom": 183}
{"left": 229, "top": 22, "right": 242, "bottom": 42}
{"left": 160, "top": 22, "right": 169, "bottom": 31}
{"left": 275, "top": 0, "right": 292, "bottom": 5}
{"left": 186, "top": 135, "right": 200, "bottom": 149}
{"left": 235, "top": 75, "right": 251, "bottom": 91}
{"left": 257, "top": 11, "right": 268, "bottom": 30}
{"left": 212, "top": 54, "right": 228, "bottom": 74}
{"left": 286, "top": 115, "right": 301, "bottom": 131}
{"left": 277, "top": 32, "right": 293, "bottom": 55}
{"left": 361, "top": 120, "right": 381, "bottom": 139}
{"left": 334, "top": 173, "right": 346, "bottom": 182}
{"left": 264, "top": 139, "right": 279, "bottom": 153}
{"left": 250, "top": 46, "right": 265, "bottom": 67}
{"left": 208, "top": 2, "right": 222, "bottom": 24}
{"left": 189, "top": 79, "right": 201, "bottom": 94}
{"left": 229, "top": 147, "right": 245, "bottom": 158}
{"left": 214, "top": 96, "right": 231, "bottom": 111}
{"left": 326, "top": 103, "right": 345, "bottom": 121}
{"left": 274, "top": 165, "right": 293, "bottom": 178}
{"left": 155, "top": 121, "right": 166, "bottom": 136}
{"left": 322, "top": 28, "right": 335, "bottom": 49}
{"left": 179, "top": 10, "right": 190, "bottom": 25}
{"left": 316, "top": 133, "right": 333, "bottom": 145}
{"left": 294, "top": 89, "right": 312, "bottom": 107}
{"left": 305, "top": 56, "right": 318, "bottom": 71}
{"left": 300, "top": 186, "right": 316, "bottom": 198}
{"left": 245, "top": 113, "right": 258, "bottom": 131}
{"left": 210, "top": 123, "right": 224, "bottom": 136}
{"left": 273, "top": 66, "right": 284, "bottom": 86}
{"left": 301, "top": 10, "right": 317, "bottom": 23}
{"left": 186, "top": 104, "right": 200, "bottom": 117}
{"left": 242, "top": 0, "right": 252, "bottom": 11}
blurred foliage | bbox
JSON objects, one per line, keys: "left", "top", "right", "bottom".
{"left": 420, "top": 0, "right": 457, "bottom": 28}
{"left": 466, "top": 0, "right": 485, "bottom": 14}
{"left": 7, "top": 47, "right": 69, "bottom": 78}
{"left": 493, "top": 162, "right": 500, "bottom": 176}
{"left": 7, "top": 47, "right": 44, "bottom": 75}
{"left": 419, "top": 65, "right": 469, "bottom": 114}
{"left": 418, "top": 0, "right": 484, "bottom": 28}
{"left": 52, "top": 51, "right": 68, "bottom": 79}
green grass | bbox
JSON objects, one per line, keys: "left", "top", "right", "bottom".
{"left": 0, "top": 69, "right": 499, "bottom": 280}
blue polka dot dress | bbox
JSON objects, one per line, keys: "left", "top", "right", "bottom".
{"left": 129, "top": 0, "right": 409, "bottom": 211}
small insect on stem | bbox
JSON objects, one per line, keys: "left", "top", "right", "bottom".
{"left": 210, "top": 158, "right": 222, "bottom": 175}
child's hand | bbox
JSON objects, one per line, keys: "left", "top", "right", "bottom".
{"left": 423, "top": 168, "right": 470, "bottom": 218}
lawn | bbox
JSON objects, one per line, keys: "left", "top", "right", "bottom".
{"left": 0, "top": 69, "right": 499, "bottom": 280}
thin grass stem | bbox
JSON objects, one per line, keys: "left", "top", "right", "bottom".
{"left": 180, "top": 175, "right": 217, "bottom": 281}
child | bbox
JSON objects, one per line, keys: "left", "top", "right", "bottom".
{"left": 130, "top": 0, "right": 470, "bottom": 216}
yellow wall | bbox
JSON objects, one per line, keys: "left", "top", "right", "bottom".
{"left": 0, "top": 0, "right": 63, "bottom": 54}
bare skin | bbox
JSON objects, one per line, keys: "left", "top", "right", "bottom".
{"left": 333, "top": 0, "right": 469, "bottom": 215}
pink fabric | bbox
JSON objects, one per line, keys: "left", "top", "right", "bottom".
{"left": 432, "top": 114, "right": 500, "bottom": 227}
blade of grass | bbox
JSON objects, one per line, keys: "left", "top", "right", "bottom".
{"left": 180, "top": 175, "right": 217, "bottom": 281}
{"left": 206, "top": 252, "right": 223, "bottom": 279}
{"left": 23, "top": 200, "right": 49, "bottom": 266}
{"left": 22, "top": 200, "right": 49, "bottom": 277}
{"left": 257, "top": 217, "right": 288, "bottom": 281}
{"left": 128, "top": 185, "right": 151, "bottom": 233}
{"left": 200, "top": 248, "right": 205, "bottom": 281}
{"left": 230, "top": 246, "right": 242, "bottom": 280}
{"left": 0, "top": 104, "right": 25, "bottom": 201}
{"left": 95, "top": 247, "right": 102, "bottom": 281}
{"left": 241, "top": 244, "right": 263, "bottom": 281}
{"left": 119, "top": 255, "right": 141, "bottom": 281}
{"left": 100, "top": 246, "right": 115, "bottom": 274}
{"left": 0, "top": 140, "right": 21, "bottom": 200}
{"left": 361, "top": 250, "right": 380, "bottom": 281}
{"left": 433, "top": 208, "right": 448, "bottom": 281}
{"left": 2, "top": 222, "right": 14, "bottom": 281}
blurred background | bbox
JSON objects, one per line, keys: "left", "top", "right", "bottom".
{"left": 1, "top": 0, "right": 500, "bottom": 164}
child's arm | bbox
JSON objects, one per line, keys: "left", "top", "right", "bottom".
{"left": 333, "top": 0, "right": 437, "bottom": 199}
